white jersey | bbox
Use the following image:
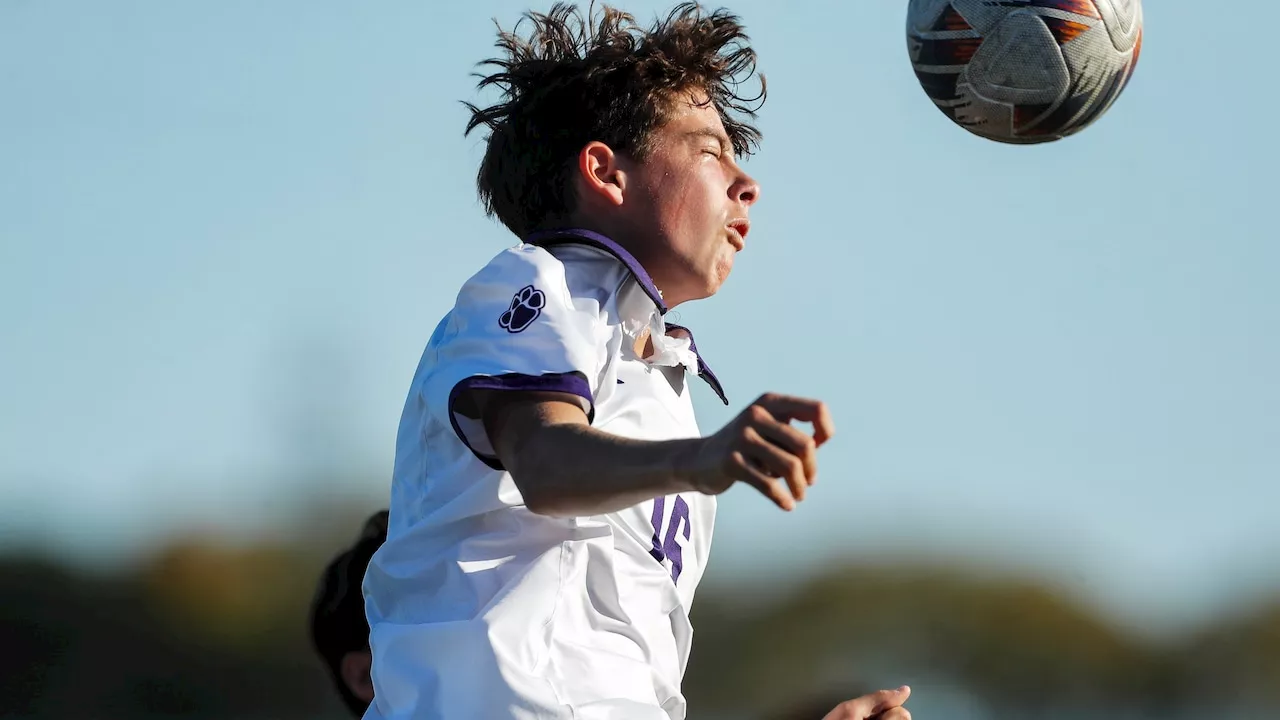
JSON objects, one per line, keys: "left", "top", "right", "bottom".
{"left": 363, "top": 229, "right": 729, "bottom": 720}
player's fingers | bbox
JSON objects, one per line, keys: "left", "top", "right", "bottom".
{"left": 835, "top": 687, "right": 910, "bottom": 718}
{"left": 867, "top": 686, "right": 911, "bottom": 714}
{"left": 753, "top": 415, "right": 818, "bottom": 483}
{"left": 869, "top": 708, "right": 911, "bottom": 720}
{"left": 742, "top": 426, "right": 807, "bottom": 503}
{"left": 812, "top": 400, "right": 835, "bottom": 446}
{"left": 756, "top": 394, "right": 835, "bottom": 446}
{"left": 729, "top": 450, "right": 794, "bottom": 511}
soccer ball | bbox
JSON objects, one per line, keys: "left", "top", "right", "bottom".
{"left": 906, "top": 0, "right": 1143, "bottom": 144}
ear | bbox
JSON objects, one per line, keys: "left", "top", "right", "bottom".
{"left": 575, "top": 141, "right": 627, "bottom": 208}
{"left": 340, "top": 648, "right": 375, "bottom": 704}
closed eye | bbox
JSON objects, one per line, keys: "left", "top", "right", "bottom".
{"left": 685, "top": 127, "right": 733, "bottom": 158}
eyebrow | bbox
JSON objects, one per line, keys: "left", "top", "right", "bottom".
{"left": 684, "top": 127, "right": 731, "bottom": 151}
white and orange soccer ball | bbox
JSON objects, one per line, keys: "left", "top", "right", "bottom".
{"left": 907, "top": 0, "right": 1143, "bottom": 143}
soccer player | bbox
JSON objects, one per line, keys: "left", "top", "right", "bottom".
{"left": 310, "top": 510, "right": 388, "bottom": 718}
{"left": 362, "top": 4, "right": 912, "bottom": 719}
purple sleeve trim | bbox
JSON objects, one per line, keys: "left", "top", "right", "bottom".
{"left": 447, "top": 372, "right": 595, "bottom": 470}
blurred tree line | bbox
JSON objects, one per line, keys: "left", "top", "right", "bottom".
{"left": 2, "top": 501, "right": 1277, "bottom": 720}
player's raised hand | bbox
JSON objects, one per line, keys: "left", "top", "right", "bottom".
{"left": 823, "top": 686, "right": 912, "bottom": 720}
{"left": 690, "top": 393, "right": 834, "bottom": 510}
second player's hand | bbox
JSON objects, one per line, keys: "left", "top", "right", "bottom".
{"left": 824, "top": 686, "right": 912, "bottom": 720}
{"left": 688, "top": 393, "right": 834, "bottom": 510}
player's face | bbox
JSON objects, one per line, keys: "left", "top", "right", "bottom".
{"left": 621, "top": 93, "right": 760, "bottom": 306}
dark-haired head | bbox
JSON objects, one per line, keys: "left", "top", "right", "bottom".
{"left": 309, "top": 510, "right": 388, "bottom": 717}
{"left": 465, "top": 2, "right": 766, "bottom": 306}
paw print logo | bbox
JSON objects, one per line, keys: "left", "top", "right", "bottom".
{"left": 499, "top": 285, "right": 546, "bottom": 333}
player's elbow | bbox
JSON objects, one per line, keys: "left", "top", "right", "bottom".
{"left": 524, "top": 494, "right": 575, "bottom": 518}
{"left": 511, "top": 471, "right": 577, "bottom": 518}
{"left": 495, "top": 433, "right": 575, "bottom": 517}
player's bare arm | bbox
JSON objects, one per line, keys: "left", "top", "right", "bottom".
{"left": 478, "top": 389, "right": 834, "bottom": 517}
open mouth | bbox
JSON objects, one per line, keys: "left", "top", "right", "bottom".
{"left": 727, "top": 220, "right": 750, "bottom": 249}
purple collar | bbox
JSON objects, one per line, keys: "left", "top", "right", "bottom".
{"left": 523, "top": 228, "right": 668, "bottom": 315}
{"left": 664, "top": 324, "right": 728, "bottom": 406}
{"left": 523, "top": 228, "right": 728, "bottom": 405}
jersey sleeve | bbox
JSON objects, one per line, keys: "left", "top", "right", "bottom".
{"left": 424, "top": 246, "right": 606, "bottom": 470}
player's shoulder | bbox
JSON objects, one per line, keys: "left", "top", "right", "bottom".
{"left": 458, "top": 242, "right": 625, "bottom": 313}
{"left": 471, "top": 242, "right": 565, "bottom": 282}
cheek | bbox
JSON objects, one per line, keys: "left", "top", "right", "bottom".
{"left": 649, "top": 164, "right": 717, "bottom": 227}
{"left": 678, "top": 188, "right": 724, "bottom": 250}
{"left": 653, "top": 174, "right": 697, "bottom": 228}
{"left": 639, "top": 159, "right": 727, "bottom": 270}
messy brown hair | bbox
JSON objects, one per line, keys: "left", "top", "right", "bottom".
{"left": 463, "top": 2, "right": 766, "bottom": 238}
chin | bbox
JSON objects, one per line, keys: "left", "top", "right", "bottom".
{"left": 697, "top": 273, "right": 729, "bottom": 300}
{"left": 711, "top": 258, "right": 734, "bottom": 290}
{"left": 673, "top": 258, "right": 733, "bottom": 304}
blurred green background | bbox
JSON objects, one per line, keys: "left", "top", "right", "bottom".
{"left": 3, "top": 502, "right": 1278, "bottom": 718}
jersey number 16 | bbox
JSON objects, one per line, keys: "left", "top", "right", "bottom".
{"left": 648, "top": 496, "right": 691, "bottom": 584}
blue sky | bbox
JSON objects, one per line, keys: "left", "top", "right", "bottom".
{"left": 2, "top": 0, "right": 1275, "bottom": 633}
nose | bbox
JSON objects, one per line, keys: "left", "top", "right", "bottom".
{"left": 731, "top": 169, "right": 760, "bottom": 207}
